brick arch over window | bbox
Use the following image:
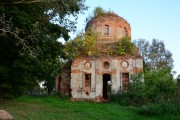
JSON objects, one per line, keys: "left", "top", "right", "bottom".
{"left": 104, "top": 25, "right": 109, "bottom": 35}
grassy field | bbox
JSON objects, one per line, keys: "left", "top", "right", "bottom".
{"left": 0, "top": 96, "right": 180, "bottom": 120}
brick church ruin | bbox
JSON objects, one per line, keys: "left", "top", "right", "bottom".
{"left": 56, "top": 12, "right": 143, "bottom": 102}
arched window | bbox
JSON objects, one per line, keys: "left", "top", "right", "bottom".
{"left": 104, "top": 25, "right": 109, "bottom": 35}
{"left": 104, "top": 61, "right": 110, "bottom": 69}
{"left": 122, "top": 27, "right": 127, "bottom": 36}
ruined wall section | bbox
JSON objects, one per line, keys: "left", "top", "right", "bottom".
{"left": 71, "top": 56, "right": 143, "bottom": 100}
{"left": 56, "top": 61, "right": 71, "bottom": 96}
{"left": 71, "top": 57, "right": 96, "bottom": 99}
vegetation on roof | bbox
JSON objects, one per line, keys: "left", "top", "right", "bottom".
{"left": 63, "top": 30, "right": 135, "bottom": 60}
{"left": 86, "top": 7, "right": 121, "bottom": 22}
{"left": 85, "top": 6, "right": 128, "bottom": 30}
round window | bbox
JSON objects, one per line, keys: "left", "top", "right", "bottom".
{"left": 121, "top": 61, "right": 129, "bottom": 68}
{"left": 84, "top": 62, "right": 91, "bottom": 69}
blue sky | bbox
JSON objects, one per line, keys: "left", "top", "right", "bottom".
{"left": 70, "top": 0, "right": 180, "bottom": 77}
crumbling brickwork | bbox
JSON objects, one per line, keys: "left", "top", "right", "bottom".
{"left": 56, "top": 13, "right": 143, "bottom": 102}
{"left": 86, "top": 13, "right": 131, "bottom": 44}
{"left": 70, "top": 56, "right": 143, "bottom": 101}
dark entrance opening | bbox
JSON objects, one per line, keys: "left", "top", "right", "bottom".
{"left": 103, "top": 74, "right": 111, "bottom": 99}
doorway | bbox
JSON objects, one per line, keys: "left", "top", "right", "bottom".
{"left": 103, "top": 74, "right": 111, "bottom": 99}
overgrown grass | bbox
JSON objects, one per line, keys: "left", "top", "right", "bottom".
{"left": 138, "top": 103, "right": 180, "bottom": 116}
{"left": 0, "top": 96, "right": 180, "bottom": 120}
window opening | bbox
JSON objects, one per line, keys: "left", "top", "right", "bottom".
{"left": 104, "top": 25, "right": 109, "bottom": 35}
{"left": 104, "top": 61, "right": 110, "bottom": 69}
{"left": 122, "top": 27, "right": 127, "bottom": 36}
{"left": 122, "top": 73, "right": 129, "bottom": 91}
{"left": 85, "top": 74, "right": 91, "bottom": 87}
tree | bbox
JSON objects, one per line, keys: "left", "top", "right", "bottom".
{"left": 0, "top": 0, "right": 87, "bottom": 57}
{"left": 93, "top": 6, "right": 105, "bottom": 17}
{"left": 144, "top": 68, "right": 176, "bottom": 103}
{"left": 0, "top": 0, "right": 87, "bottom": 98}
{"left": 134, "top": 39, "right": 173, "bottom": 72}
{"left": 63, "top": 30, "right": 98, "bottom": 59}
{"left": 63, "top": 34, "right": 136, "bottom": 60}
{"left": 116, "top": 36, "right": 135, "bottom": 55}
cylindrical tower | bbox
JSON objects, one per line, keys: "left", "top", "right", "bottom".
{"left": 85, "top": 13, "right": 131, "bottom": 44}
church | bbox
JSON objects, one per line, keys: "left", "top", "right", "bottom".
{"left": 56, "top": 12, "right": 143, "bottom": 102}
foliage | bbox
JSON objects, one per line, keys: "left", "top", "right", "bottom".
{"left": 134, "top": 39, "right": 173, "bottom": 71}
{"left": 115, "top": 36, "right": 135, "bottom": 55}
{"left": 110, "top": 68, "right": 177, "bottom": 106}
{"left": 29, "top": 85, "right": 47, "bottom": 95}
{"left": 144, "top": 68, "right": 177, "bottom": 103}
{"left": 110, "top": 38, "right": 176, "bottom": 106}
{"left": 86, "top": 6, "right": 105, "bottom": 23}
{"left": 80, "top": 30, "right": 98, "bottom": 56}
{"left": 63, "top": 30, "right": 98, "bottom": 59}
{"left": 93, "top": 6, "right": 105, "bottom": 17}
{"left": 110, "top": 73, "right": 145, "bottom": 106}
{"left": 64, "top": 35, "right": 135, "bottom": 60}
{"left": 138, "top": 103, "right": 180, "bottom": 116}
{"left": 0, "top": 0, "right": 87, "bottom": 98}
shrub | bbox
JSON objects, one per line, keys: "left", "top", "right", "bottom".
{"left": 56, "top": 92, "right": 69, "bottom": 100}
{"left": 110, "top": 91, "right": 130, "bottom": 106}
{"left": 110, "top": 73, "right": 146, "bottom": 106}
{"left": 110, "top": 68, "right": 177, "bottom": 106}
{"left": 115, "top": 36, "right": 135, "bottom": 55}
{"left": 138, "top": 103, "right": 180, "bottom": 116}
{"left": 144, "top": 68, "right": 177, "bottom": 103}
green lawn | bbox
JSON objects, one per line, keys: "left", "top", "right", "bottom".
{"left": 0, "top": 96, "right": 180, "bottom": 120}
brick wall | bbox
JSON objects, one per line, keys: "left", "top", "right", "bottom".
{"left": 86, "top": 13, "right": 131, "bottom": 44}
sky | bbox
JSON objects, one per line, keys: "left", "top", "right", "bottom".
{"left": 70, "top": 0, "right": 180, "bottom": 78}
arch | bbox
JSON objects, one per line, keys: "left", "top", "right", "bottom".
{"left": 104, "top": 25, "right": 109, "bottom": 35}
{"left": 103, "top": 61, "right": 110, "bottom": 69}
{"left": 56, "top": 75, "right": 62, "bottom": 93}
{"left": 102, "top": 74, "right": 111, "bottom": 98}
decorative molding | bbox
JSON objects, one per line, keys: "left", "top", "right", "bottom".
{"left": 84, "top": 62, "right": 91, "bottom": 70}
{"left": 121, "top": 61, "right": 129, "bottom": 68}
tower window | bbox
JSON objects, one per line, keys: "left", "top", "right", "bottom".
{"left": 104, "top": 25, "right": 109, "bottom": 35}
{"left": 122, "top": 27, "right": 127, "bottom": 36}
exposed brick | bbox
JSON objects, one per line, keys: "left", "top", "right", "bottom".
{"left": 56, "top": 12, "right": 144, "bottom": 102}
{"left": 86, "top": 13, "right": 131, "bottom": 44}
{"left": 133, "top": 67, "right": 143, "bottom": 73}
{"left": 71, "top": 70, "right": 80, "bottom": 73}
{"left": 111, "top": 69, "right": 117, "bottom": 74}
{"left": 95, "top": 69, "right": 100, "bottom": 74}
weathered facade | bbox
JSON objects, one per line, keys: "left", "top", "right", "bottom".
{"left": 56, "top": 13, "right": 143, "bottom": 102}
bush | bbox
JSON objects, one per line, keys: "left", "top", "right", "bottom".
{"left": 138, "top": 103, "right": 180, "bottom": 115}
{"left": 110, "top": 73, "right": 146, "bottom": 106}
{"left": 144, "top": 68, "right": 177, "bottom": 103}
{"left": 110, "top": 68, "right": 177, "bottom": 106}
{"left": 115, "top": 36, "right": 135, "bottom": 55}
{"left": 110, "top": 91, "right": 130, "bottom": 106}
{"left": 56, "top": 92, "right": 69, "bottom": 100}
